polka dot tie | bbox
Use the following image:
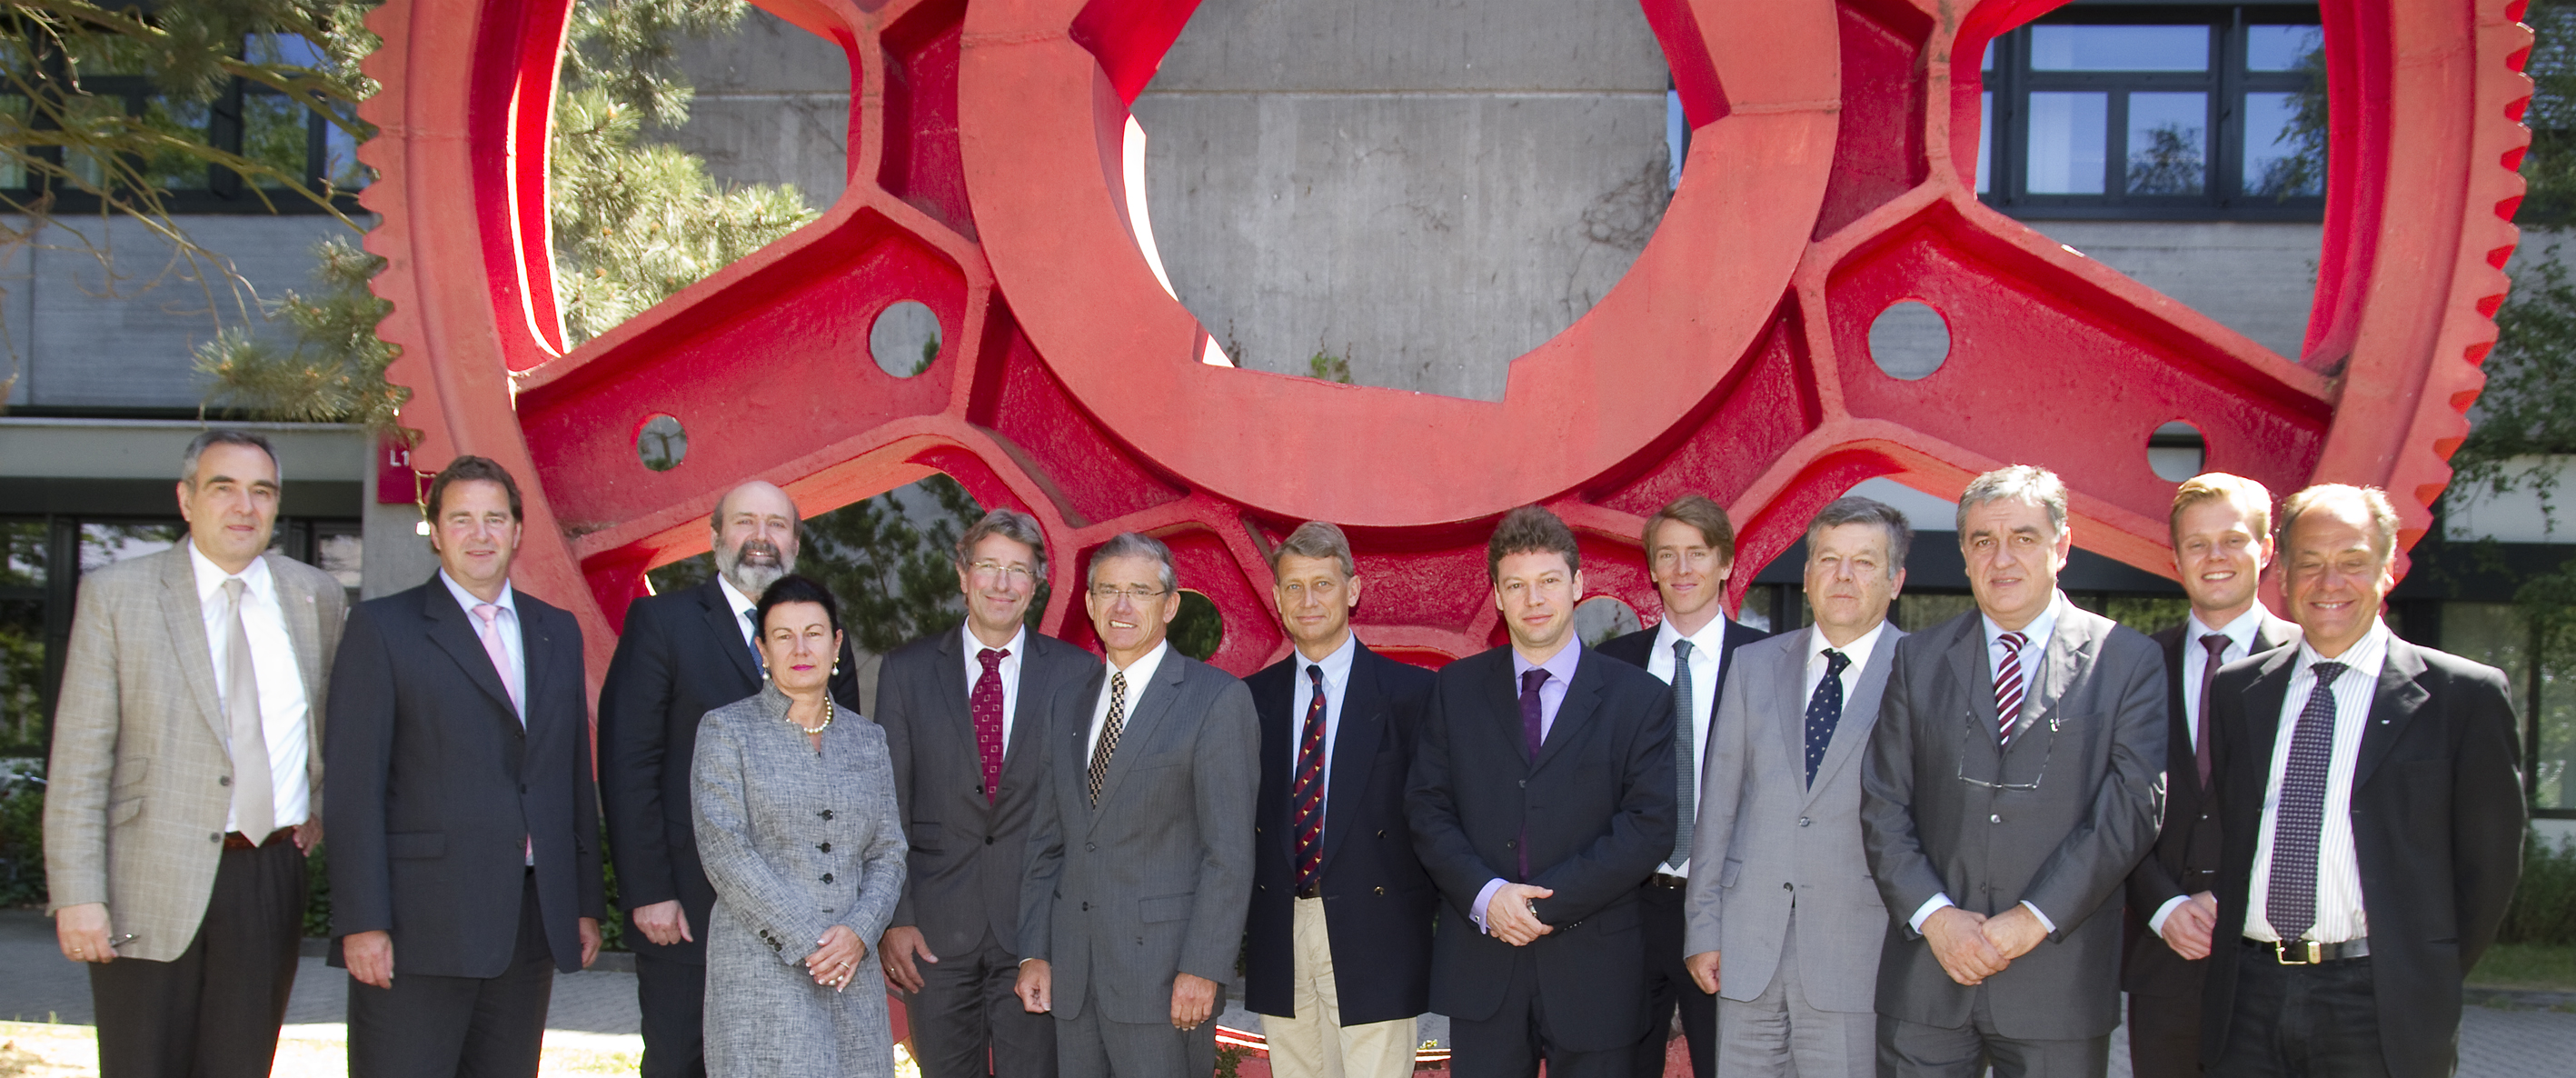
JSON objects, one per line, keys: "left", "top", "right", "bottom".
{"left": 2266, "top": 662, "right": 2347, "bottom": 943}
{"left": 1805, "top": 649, "right": 1850, "bottom": 786}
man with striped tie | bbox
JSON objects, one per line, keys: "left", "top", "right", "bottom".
{"left": 2199, "top": 485, "right": 2524, "bottom": 1078}
{"left": 1859, "top": 465, "right": 2166, "bottom": 1077}
{"left": 1243, "top": 522, "right": 1437, "bottom": 1078}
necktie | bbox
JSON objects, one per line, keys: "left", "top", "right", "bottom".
{"left": 1805, "top": 649, "right": 1851, "bottom": 786}
{"left": 1293, "top": 664, "right": 1329, "bottom": 892}
{"left": 221, "top": 578, "right": 274, "bottom": 840}
{"left": 741, "top": 609, "right": 766, "bottom": 677}
{"left": 2266, "top": 661, "right": 2346, "bottom": 943}
{"left": 1517, "top": 667, "right": 1548, "bottom": 880}
{"left": 1667, "top": 639, "right": 1696, "bottom": 870}
{"left": 1087, "top": 671, "right": 1128, "bottom": 807}
{"left": 472, "top": 603, "right": 523, "bottom": 720}
{"left": 1994, "top": 631, "right": 2030, "bottom": 744}
{"left": 971, "top": 648, "right": 1010, "bottom": 803}
{"left": 2196, "top": 633, "right": 2231, "bottom": 788}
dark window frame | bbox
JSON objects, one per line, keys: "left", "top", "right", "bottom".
{"left": 1979, "top": 4, "right": 2325, "bottom": 222}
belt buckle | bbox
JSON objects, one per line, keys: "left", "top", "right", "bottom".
{"left": 2273, "top": 940, "right": 2321, "bottom": 964}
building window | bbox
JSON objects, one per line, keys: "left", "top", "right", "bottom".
{"left": 2439, "top": 603, "right": 2576, "bottom": 817}
{"left": 1977, "top": 5, "right": 2324, "bottom": 221}
{"left": 5, "top": 34, "right": 366, "bottom": 214}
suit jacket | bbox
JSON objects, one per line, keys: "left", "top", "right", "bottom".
{"left": 1243, "top": 640, "right": 1438, "bottom": 1024}
{"left": 2198, "top": 636, "right": 2525, "bottom": 1078}
{"left": 1859, "top": 603, "right": 2165, "bottom": 1040}
{"left": 1404, "top": 644, "right": 1676, "bottom": 1052}
{"left": 325, "top": 574, "right": 606, "bottom": 978}
{"left": 876, "top": 624, "right": 1094, "bottom": 957}
{"left": 1684, "top": 622, "right": 1905, "bottom": 1012}
{"left": 42, "top": 547, "right": 346, "bottom": 963}
{"left": 2122, "top": 612, "right": 2297, "bottom": 998}
{"left": 598, "top": 578, "right": 860, "bottom": 963}
{"left": 1595, "top": 617, "right": 1769, "bottom": 688}
{"left": 1018, "top": 648, "right": 1259, "bottom": 1024}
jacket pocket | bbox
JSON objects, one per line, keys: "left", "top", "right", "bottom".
{"left": 1139, "top": 893, "right": 1195, "bottom": 923}
{"left": 108, "top": 796, "right": 143, "bottom": 825}
{"left": 113, "top": 757, "right": 148, "bottom": 788}
{"left": 910, "top": 823, "right": 941, "bottom": 853}
{"left": 386, "top": 832, "right": 445, "bottom": 859}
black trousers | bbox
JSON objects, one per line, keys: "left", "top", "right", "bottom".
{"left": 1633, "top": 882, "right": 1716, "bottom": 1078}
{"left": 908, "top": 929, "right": 1058, "bottom": 1078}
{"left": 88, "top": 837, "right": 304, "bottom": 1078}
{"left": 1450, "top": 946, "right": 1636, "bottom": 1078}
{"left": 347, "top": 871, "right": 557, "bottom": 1078}
{"left": 2128, "top": 984, "right": 2207, "bottom": 1078}
{"left": 2207, "top": 948, "right": 2395, "bottom": 1078}
{"left": 632, "top": 948, "right": 707, "bottom": 1078}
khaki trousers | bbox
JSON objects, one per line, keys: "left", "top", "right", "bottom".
{"left": 1265, "top": 897, "right": 1418, "bottom": 1078}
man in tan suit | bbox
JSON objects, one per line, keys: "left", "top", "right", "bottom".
{"left": 44, "top": 429, "right": 348, "bottom": 1078}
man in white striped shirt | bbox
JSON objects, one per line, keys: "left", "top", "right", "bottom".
{"left": 2198, "top": 484, "right": 2526, "bottom": 1078}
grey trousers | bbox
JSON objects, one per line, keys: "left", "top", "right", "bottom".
{"left": 1055, "top": 994, "right": 1216, "bottom": 1078}
{"left": 1878, "top": 987, "right": 2110, "bottom": 1078}
{"left": 1716, "top": 911, "right": 1874, "bottom": 1078}
{"left": 910, "top": 930, "right": 1058, "bottom": 1078}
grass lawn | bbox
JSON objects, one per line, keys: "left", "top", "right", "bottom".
{"left": 2468, "top": 942, "right": 2576, "bottom": 992}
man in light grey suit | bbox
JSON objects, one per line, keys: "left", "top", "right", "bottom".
{"left": 45, "top": 429, "right": 348, "bottom": 1078}
{"left": 1683, "top": 496, "right": 1910, "bottom": 1078}
{"left": 1861, "top": 465, "right": 2166, "bottom": 1078}
{"left": 1016, "top": 533, "right": 1259, "bottom": 1077}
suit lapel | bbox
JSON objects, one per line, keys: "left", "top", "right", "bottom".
{"left": 156, "top": 548, "right": 230, "bottom": 746}
{"left": 1533, "top": 654, "right": 1604, "bottom": 774}
{"left": 1771, "top": 630, "right": 1812, "bottom": 784}
{"left": 2235, "top": 647, "right": 2299, "bottom": 785}
{"left": 934, "top": 629, "right": 982, "bottom": 793}
{"left": 423, "top": 579, "right": 522, "bottom": 723}
{"left": 1002, "top": 642, "right": 1062, "bottom": 789}
{"left": 2014, "top": 609, "right": 2101, "bottom": 749}
{"left": 699, "top": 582, "right": 760, "bottom": 687}
{"left": 1806, "top": 625, "right": 1904, "bottom": 801}
{"left": 1320, "top": 644, "right": 1389, "bottom": 872}
{"left": 2353, "top": 639, "right": 2431, "bottom": 789}
{"left": 1089, "top": 654, "right": 1184, "bottom": 827}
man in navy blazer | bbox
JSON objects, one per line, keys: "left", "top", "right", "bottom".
{"left": 1594, "top": 494, "right": 1767, "bottom": 1078}
{"left": 1407, "top": 505, "right": 1677, "bottom": 1078}
{"left": 327, "top": 457, "right": 605, "bottom": 1078}
{"left": 599, "top": 480, "right": 861, "bottom": 1078}
{"left": 1244, "top": 522, "right": 1437, "bottom": 1078}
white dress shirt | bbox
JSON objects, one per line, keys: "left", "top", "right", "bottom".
{"left": 1088, "top": 640, "right": 1171, "bottom": 760}
{"left": 1644, "top": 617, "right": 1732, "bottom": 876}
{"left": 439, "top": 570, "right": 524, "bottom": 723}
{"left": 1285, "top": 632, "right": 1358, "bottom": 840}
{"left": 962, "top": 623, "right": 1030, "bottom": 756}
{"left": 1910, "top": 592, "right": 2067, "bottom": 934}
{"left": 2178, "top": 605, "right": 2274, "bottom": 751}
{"left": 190, "top": 542, "right": 311, "bottom": 833}
{"left": 1804, "top": 620, "right": 1889, "bottom": 707}
{"left": 717, "top": 575, "right": 759, "bottom": 649}
{"left": 2243, "top": 620, "right": 2388, "bottom": 945}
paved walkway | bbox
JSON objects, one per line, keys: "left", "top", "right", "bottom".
{"left": 4, "top": 909, "right": 2571, "bottom": 1075}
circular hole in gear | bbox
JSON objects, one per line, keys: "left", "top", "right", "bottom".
{"left": 1868, "top": 300, "right": 1951, "bottom": 381}
{"left": 2148, "top": 421, "right": 2208, "bottom": 482}
{"left": 636, "top": 414, "right": 687, "bottom": 472}
{"left": 1170, "top": 590, "right": 1225, "bottom": 660}
{"left": 1576, "top": 595, "right": 1642, "bottom": 648}
{"left": 870, "top": 301, "right": 944, "bottom": 377}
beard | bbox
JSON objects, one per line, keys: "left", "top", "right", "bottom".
{"left": 715, "top": 537, "right": 792, "bottom": 595}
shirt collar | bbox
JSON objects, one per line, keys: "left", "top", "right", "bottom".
{"left": 1982, "top": 591, "right": 2064, "bottom": 652}
{"left": 188, "top": 539, "right": 274, "bottom": 604}
{"left": 963, "top": 621, "right": 1029, "bottom": 659}
{"left": 1295, "top": 631, "right": 1359, "bottom": 687}
{"left": 2186, "top": 605, "right": 2271, "bottom": 652}
{"left": 1652, "top": 614, "right": 1730, "bottom": 657}
{"left": 1812, "top": 619, "right": 1889, "bottom": 672}
{"left": 1511, "top": 636, "right": 1584, "bottom": 687}
{"left": 438, "top": 568, "right": 516, "bottom": 618}
{"left": 1108, "top": 639, "right": 1171, "bottom": 684}
{"left": 716, "top": 574, "right": 758, "bottom": 619}
{"left": 2296, "top": 618, "right": 2391, "bottom": 681}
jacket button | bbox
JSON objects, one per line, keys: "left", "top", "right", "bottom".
{"left": 1990, "top": 814, "right": 2002, "bottom": 823}
{"left": 818, "top": 843, "right": 831, "bottom": 853}
{"left": 1783, "top": 883, "right": 1792, "bottom": 891}
{"left": 1085, "top": 843, "right": 1096, "bottom": 853}
{"left": 1505, "top": 840, "right": 1517, "bottom": 849}
{"left": 210, "top": 832, "right": 224, "bottom": 843}
{"left": 219, "top": 776, "right": 231, "bottom": 786}
{"left": 1517, "top": 780, "right": 1527, "bottom": 788}
{"left": 1256, "top": 826, "right": 1263, "bottom": 835}
{"left": 1258, "top": 884, "right": 1267, "bottom": 892}
{"left": 1797, "top": 817, "right": 1810, "bottom": 827}
{"left": 821, "top": 810, "right": 835, "bottom": 820}
{"left": 821, "top": 873, "right": 834, "bottom": 883}
{"left": 1081, "top": 902, "right": 1091, "bottom": 912}
{"left": 987, "top": 835, "right": 997, "bottom": 845}
{"left": 1377, "top": 829, "right": 1387, "bottom": 838}
{"left": 1375, "top": 886, "right": 1387, "bottom": 896}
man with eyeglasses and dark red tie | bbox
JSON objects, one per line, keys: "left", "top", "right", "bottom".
{"left": 1859, "top": 465, "right": 2166, "bottom": 1078}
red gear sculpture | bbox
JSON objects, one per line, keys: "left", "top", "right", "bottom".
{"left": 357, "top": 0, "right": 2531, "bottom": 686}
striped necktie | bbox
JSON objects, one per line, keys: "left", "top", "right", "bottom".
{"left": 1994, "top": 631, "right": 2029, "bottom": 744}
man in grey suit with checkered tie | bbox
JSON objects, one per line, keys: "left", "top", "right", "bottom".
{"left": 1015, "top": 533, "right": 1258, "bottom": 1077}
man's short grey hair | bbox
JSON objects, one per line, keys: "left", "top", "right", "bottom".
{"left": 1807, "top": 496, "right": 1913, "bottom": 574}
{"left": 181, "top": 429, "right": 283, "bottom": 485}
{"left": 1956, "top": 465, "right": 2068, "bottom": 535}
{"left": 1268, "top": 521, "right": 1356, "bottom": 579}
{"left": 1089, "top": 532, "right": 1178, "bottom": 593}
{"left": 955, "top": 507, "right": 1049, "bottom": 570}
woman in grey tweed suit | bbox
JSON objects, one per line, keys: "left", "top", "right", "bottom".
{"left": 692, "top": 575, "right": 908, "bottom": 1078}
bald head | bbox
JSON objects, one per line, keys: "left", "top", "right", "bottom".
{"left": 711, "top": 481, "right": 800, "bottom": 594}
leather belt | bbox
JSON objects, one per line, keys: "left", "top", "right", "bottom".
{"left": 1647, "top": 873, "right": 1687, "bottom": 890}
{"left": 1295, "top": 885, "right": 1321, "bottom": 900}
{"left": 2245, "top": 936, "right": 2371, "bottom": 964}
{"left": 223, "top": 826, "right": 295, "bottom": 851}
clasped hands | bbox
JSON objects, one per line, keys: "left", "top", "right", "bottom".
{"left": 1485, "top": 883, "right": 1556, "bottom": 946}
{"left": 1922, "top": 904, "right": 2048, "bottom": 986}
{"left": 1014, "top": 961, "right": 1218, "bottom": 1031}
